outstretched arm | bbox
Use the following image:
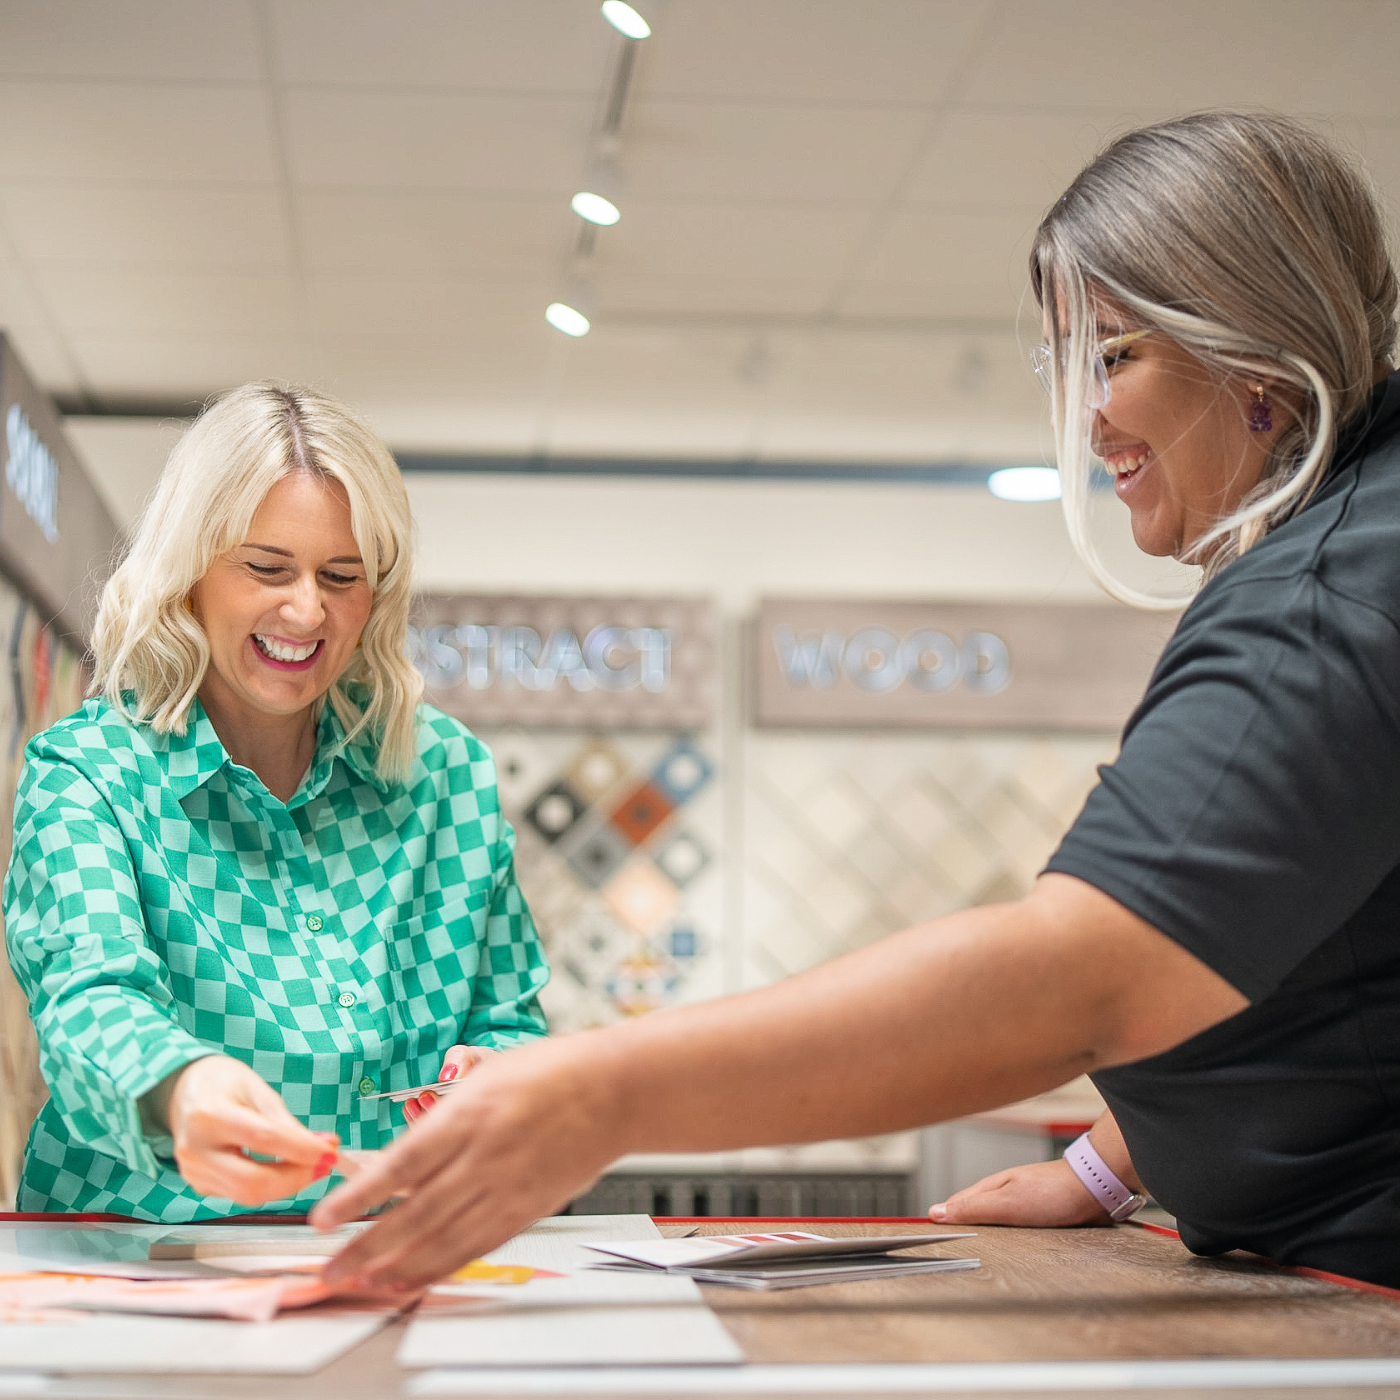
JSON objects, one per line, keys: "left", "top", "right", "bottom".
{"left": 314, "top": 872, "right": 1242, "bottom": 1288}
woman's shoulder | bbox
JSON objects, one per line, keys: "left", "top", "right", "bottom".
{"left": 25, "top": 695, "right": 146, "bottom": 769}
{"left": 411, "top": 702, "right": 497, "bottom": 783}
{"left": 18, "top": 696, "right": 157, "bottom": 812}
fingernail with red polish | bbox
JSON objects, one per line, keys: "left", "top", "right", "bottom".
{"left": 439, "top": 1063, "right": 459, "bottom": 1082}
{"left": 314, "top": 1152, "right": 336, "bottom": 1179}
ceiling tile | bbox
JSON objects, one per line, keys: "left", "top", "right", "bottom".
{"left": 0, "top": 1, "right": 261, "bottom": 82}
{"left": 0, "top": 83, "right": 278, "bottom": 183}
{"left": 3, "top": 185, "right": 289, "bottom": 269}
{"left": 641, "top": 0, "right": 991, "bottom": 104}
{"left": 962, "top": 0, "right": 1400, "bottom": 120}
{"left": 283, "top": 89, "right": 593, "bottom": 191}
{"left": 594, "top": 200, "right": 870, "bottom": 285}
{"left": 35, "top": 268, "right": 305, "bottom": 336}
{"left": 269, "top": 0, "right": 611, "bottom": 92}
{"left": 308, "top": 273, "right": 553, "bottom": 337}
{"left": 323, "top": 329, "right": 553, "bottom": 405}
{"left": 0, "top": 253, "right": 85, "bottom": 396}
{"left": 600, "top": 279, "right": 833, "bottom": 319}
{"left": 902, "top": 111, "right": 1130, "bottom": 211}
{"left": 69, "top": 334, "right": 318, "bottom": 397}
{"left": 840, "top": 210, "right": 1041, "bottom": 320}
{"left": 624, "top": 101, "right": 930, "bottom": 201}
{"left": 298, "top": 190, "right": 568, "bottom": 273}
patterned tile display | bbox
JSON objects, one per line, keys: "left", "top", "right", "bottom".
{"left": 0, "top": 584, "right": 89, "bottom": 1209}
{"left": 478, "top": 729, "right": 724, "bottom": 1034}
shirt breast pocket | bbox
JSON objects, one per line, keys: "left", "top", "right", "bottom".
{"left": 384, "top": 892, "right": 487, "bottom": 1027}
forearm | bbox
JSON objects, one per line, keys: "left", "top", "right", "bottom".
{"left": 540, "top": 875, "right": 1244, "bottom": 1156}
{"left": 1087, "top": 1107, "right": 1142, "bottom": 1193}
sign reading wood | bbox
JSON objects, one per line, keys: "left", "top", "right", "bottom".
{"left": 0, "top": 335, "right": 120, "bottom": 645}
{"left": 755, "top": 597, "right": 1179, "bottom": 731}
{"left": 409, "top": 594, "right": 716, "bottom": 729}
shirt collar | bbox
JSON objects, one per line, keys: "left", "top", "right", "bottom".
{"left": 149, "top": 695, "right": 387, "bottom": 804}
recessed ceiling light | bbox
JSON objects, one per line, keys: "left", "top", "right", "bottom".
{"left": 601, "top": 1, "right": 651, "bottom": 39}
{"left": 546, "top": 302, "right": 591, "bottom": 337}
{"left": 571, "top": 191, "right": 621, "bottom": 226}
{"left": 987, "top": 466, "right": 1061, "bottom": 502}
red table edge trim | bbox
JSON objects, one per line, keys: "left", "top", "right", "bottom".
{"left": 653, "top": 1217, "right": 937, "bottom": 1225}
{"left": 1127, "top": 1218, "right": 1400, "bottom": 1301}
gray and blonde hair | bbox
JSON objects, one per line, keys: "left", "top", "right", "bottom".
{"left": 92, "top": 383, "right": 424, "bottom": 784}
{"left": 1032, "top": 111, "right": 1398, "bottom": 608}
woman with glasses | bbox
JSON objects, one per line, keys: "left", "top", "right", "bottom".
{"left": 313, "top": 111, "right": 1400, "bottom": 1291}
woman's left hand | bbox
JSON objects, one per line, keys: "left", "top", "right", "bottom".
{"left": 403, "top": 1045, "right": 496, "bottom": 1124}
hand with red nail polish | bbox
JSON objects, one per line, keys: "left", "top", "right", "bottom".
{"left": 157, "top": 1055, "right": 337, "bottom": 1205}
{"left": 402, "top": 1045, "right": 496, "bottom": 1122}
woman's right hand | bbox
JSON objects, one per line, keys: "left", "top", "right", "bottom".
{"left": 929, "top": 1158, "right": 1111, "bottom": 1227}
{"left": 161, "top": 1055, "right": 337, "bottom": 1205}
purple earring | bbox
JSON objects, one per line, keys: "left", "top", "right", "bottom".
{"left": 1249, "top": 384, "right": 1274, "bottom": 433}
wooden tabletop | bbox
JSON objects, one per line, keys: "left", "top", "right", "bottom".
{"left": 24, "top": 1218, "right": 1400, "bottom": 1398}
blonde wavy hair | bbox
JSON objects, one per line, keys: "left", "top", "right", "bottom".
{"left": 92, "top": 382, "right": 423, "bottom": 784}
{"left": 1032, "top": 111, "right": 1398, "bottom": 608}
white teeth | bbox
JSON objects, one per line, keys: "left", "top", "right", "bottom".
{"left": 254, "top": 634, "right": 318, "bottom": 663}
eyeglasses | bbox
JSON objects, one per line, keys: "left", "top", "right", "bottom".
{"left": 1030, "top": 329, "right": 1152, "bottom": 409}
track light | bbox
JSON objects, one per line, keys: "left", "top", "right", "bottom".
{"left": 601, "top": 1, "right": 651, "bottom": 39}
{"left": 571, "top": 191, "right": 621, "bottom": 226}
{"left": 546, "top": 302, "right": 591, "bottom": 337}
{"left": 987, "top": 467, "right": 1062, "bottom": 502}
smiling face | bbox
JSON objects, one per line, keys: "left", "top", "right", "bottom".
{"left": 190, "top": 472, "right": 373, "bottom": 726}
{"left": 1081, "top": 308, "right": 1282, "bottom": 558}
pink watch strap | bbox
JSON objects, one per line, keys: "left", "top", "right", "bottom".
{"left": 1063, "top": 1132, "right": 1144, "bottom": 1220}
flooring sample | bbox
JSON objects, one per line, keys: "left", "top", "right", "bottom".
{"left": 399, "top": 1215, "right": 743, "bottom": 1369}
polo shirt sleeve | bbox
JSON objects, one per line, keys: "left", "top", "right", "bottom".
{"left": 1046, "top": 570, "right": 1400, "bottom": 1002}
{"left": 4, "top": 751, "right": 218, "bottom": 1181}
{"left": 459, "top": 816, "right": 550, "bottom": 1050}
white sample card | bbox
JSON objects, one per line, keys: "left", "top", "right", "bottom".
{"left": 0, "top": 1310, "right": 387, "bottom": 1374}
{"left": 399, "top": 1215, "right": 743, "bottom": 1369}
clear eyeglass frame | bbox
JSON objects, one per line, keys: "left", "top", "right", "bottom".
{"left": 1030, "top": 329, "right": 1152, "bottom": 410}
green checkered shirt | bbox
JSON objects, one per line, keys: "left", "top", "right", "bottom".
{"left": 5, "top": 695, "right": 548, "bottom": 1221}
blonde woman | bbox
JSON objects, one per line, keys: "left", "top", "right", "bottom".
{"left": 4, "top": 384, "right": 548, "bottom": 1219}
{"left": 315, "top": 111, "right": 1400, "bottom": 1292}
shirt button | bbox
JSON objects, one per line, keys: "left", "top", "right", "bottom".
{"left": 306, "top": 914, "right": 324, "bottom": 932}
{"left": 337, "top": 991, "right": 357, "bottom": 1009}
{"left": 358, "top": 1077, "right": 376, "bottom": 1096}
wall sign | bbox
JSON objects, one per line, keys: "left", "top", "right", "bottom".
{"left": 755, "top": 597, "right": 1179, "bottom": 731}
{"left": 409, "top": 594, "right": 716, "bottom": 729}
{"left": 0, "top": 335, "right": 120, "bottom": 644}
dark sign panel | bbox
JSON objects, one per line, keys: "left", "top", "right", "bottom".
{"left": 755, "top": 597, "right": 1179, "bottom": 731}
{"left": 409, "top": 594, "right": 716, "bottom": 729}
{"left": 0, "top": 335, "right": 120, "bottom": 645}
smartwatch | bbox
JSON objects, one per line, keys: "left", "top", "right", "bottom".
{"left": 1063, "top": 1132, "right": 1148, "bottom": 1221}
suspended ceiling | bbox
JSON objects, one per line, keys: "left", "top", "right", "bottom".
{"left": 0, "top": 0, "right": 1396, "bottom": 473}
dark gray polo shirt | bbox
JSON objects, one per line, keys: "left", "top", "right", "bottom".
{"left": 1046, "top": 369, "right": 1400, "bottom": 1286}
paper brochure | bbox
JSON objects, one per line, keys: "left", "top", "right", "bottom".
{"left": 584, "top": 1229, "right": 979, "bottom": 1290}
{"left": 399, "top": 1214, "right": 743, "bottom": 1369}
